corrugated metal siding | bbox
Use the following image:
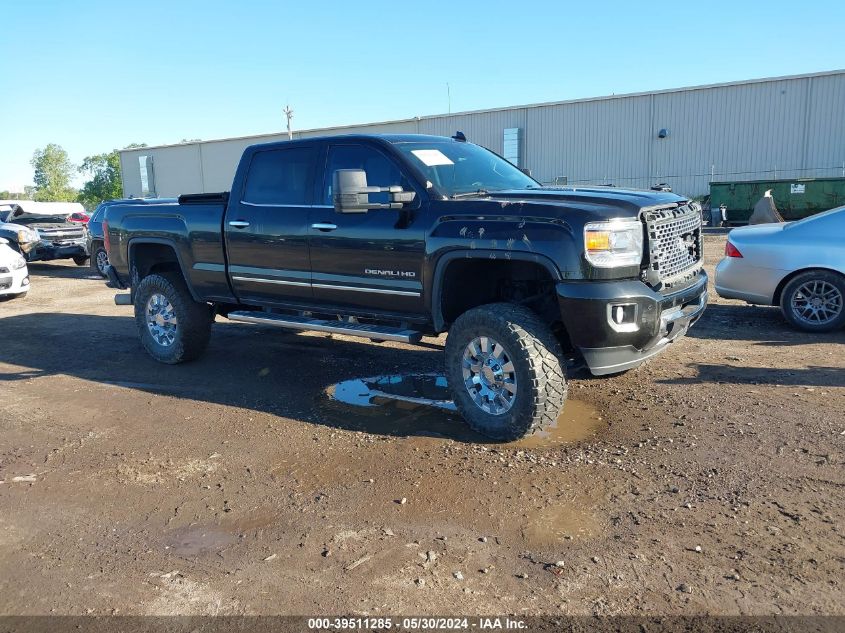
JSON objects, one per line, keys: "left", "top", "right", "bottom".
{"left": 523, "top": 95, "right": 652, "bottom": 188}
{"left": 648, "top": 78, "right": 809, "bottom": 195}
{"left": 120, "top": 71, "right": 845, "bottom": 199}
{"left": 806, "top": 74, "right": 845, "bottom": 179}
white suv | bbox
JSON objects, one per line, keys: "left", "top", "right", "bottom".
{"left": 0, "top": 238, "right": 29, "bottom": 300}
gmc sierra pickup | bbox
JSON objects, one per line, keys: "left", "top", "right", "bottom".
{"left": 104, "top": 133, "right": 707, "bottom": 440}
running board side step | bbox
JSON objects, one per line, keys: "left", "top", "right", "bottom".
{"left": 226, "top": 311, "right": 423, "bottom": 343}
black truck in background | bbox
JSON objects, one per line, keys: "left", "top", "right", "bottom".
{"left": 103, "top": 134, "right": 707, "bottom": 440}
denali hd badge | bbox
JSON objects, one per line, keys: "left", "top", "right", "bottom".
{"left": 365, "top": 268, "right": 416, "bottom": 278}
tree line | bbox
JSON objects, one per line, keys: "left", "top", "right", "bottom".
{"left": 1, "top": 143, "right": 148, "bottom": 211}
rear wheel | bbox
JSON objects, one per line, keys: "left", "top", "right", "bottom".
{"left": 780, "top": 270, "right": 845, "bottom": 332}
{"left": 90, "top": 245, "right": 109, "bottom": 278}
{"left": 445, "top": 303, "right": 567, "bottom": 441}
{"left": 134, "top": 272, "right": 213, "bottom": 363}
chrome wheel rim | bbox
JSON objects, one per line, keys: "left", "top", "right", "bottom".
{"left": 96, "top": 251, "right": 109, "bottom": 275}
{"left": 791, "top": 280, "right": 843, "bottom": 325}
{"left": 462, "top": 336, "right": 517, "bottom": 415}
{"left": 146, "top": 293, "right": 178, "bottom": 347}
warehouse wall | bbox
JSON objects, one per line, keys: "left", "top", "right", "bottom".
{"left": 120, "top": 120, "right": 416, "bottom": 196}
{"left": 120, "top": 70, "right": 845, "bottom": 199}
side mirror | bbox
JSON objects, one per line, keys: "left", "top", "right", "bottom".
{"left": 333, "top": 169, "right": 416, "bottom": 214}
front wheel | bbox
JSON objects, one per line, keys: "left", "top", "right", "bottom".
{"left": 133, "top": 272, "right": 213, "bottom": 364}
{"left": 780, "top": 271, "right": 845, "bottom": 332}
{"left": 73, "top": 255, "right": 89, "bottom": 266}
{"left": 445, "top": 303, "right": 567, "bottom": 441}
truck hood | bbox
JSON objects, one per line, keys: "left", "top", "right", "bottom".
{"left": 484, "top": 187, "right": 687, "bottom": 218}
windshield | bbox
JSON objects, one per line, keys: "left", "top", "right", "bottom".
{"left": 395, "top": 141, "right": 539, "bottom": 197}
{"left": 12, "top": 215, "right": 70, "bottom": 225}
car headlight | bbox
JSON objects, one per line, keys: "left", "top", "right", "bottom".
{"left": 584, "top": 219, "right": 643, "bottom": 268}
{"left": 18, "top": 229, "right": 35, "bottom": 242}
{"left": 16, "top": 229, "right": 38, "bottom": 253}
{"left": 11, "top": 255, "right": 27, "bottom": 270}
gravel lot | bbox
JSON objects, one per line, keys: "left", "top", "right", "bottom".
{"left": 0, "top": 232, "right": 842, "bottom": 616}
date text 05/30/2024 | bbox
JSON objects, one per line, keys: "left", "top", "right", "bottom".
{"left": 307, "top": 617, "right": 527, "bottom": 630}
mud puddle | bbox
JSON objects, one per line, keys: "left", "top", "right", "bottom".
{"left": 521, "top": 502, "right": 602, "bottom": 547}
{"left": 162, "top": 509, "right": 279, "bottom": 558}
{"left": 324, "top": 373, "right": 607, "bottom": 447}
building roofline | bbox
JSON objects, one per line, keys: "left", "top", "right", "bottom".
{"left": 119, "top": 68, "right": 845, "bottom": 155}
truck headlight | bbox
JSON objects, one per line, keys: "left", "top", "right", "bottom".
{"left": 584, "top": 219, "right": 643, "bottom": 268}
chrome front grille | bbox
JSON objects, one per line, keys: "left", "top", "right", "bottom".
{"left": 39, "top": 228, "right": 85, "bottom": 242}
{"left": 643, "top": 205, "right": 702, "bottom": 288}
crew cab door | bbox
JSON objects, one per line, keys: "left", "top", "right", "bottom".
{"left": 224, "top": 144, "right": 319, "bottom": 304}
{"left": 309, "top": 142, "right": 426, "bottom": 315}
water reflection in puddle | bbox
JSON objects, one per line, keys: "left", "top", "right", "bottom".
{"left": 331, "top": 373, "right": 456, "bottom": 411}
{"left": 325, "top": 373, "right": 606, "bottom": 447}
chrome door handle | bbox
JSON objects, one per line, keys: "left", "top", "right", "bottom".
{"left": 229, "top": 220, "right": 250, "bottom": 228}
{"left": 311, "top": 223, "right": 338, "bottom": 231}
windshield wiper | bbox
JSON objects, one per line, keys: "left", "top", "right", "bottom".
{"left": 451, "top": 189, "right": 492, "bottom": 199}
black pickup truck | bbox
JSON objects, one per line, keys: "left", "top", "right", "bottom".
{"left": 104, "top": 133, "right": 707, "bottom": 440}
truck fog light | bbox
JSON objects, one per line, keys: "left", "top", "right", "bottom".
{"left": 608, "top": 303, "right": 638, "bottom": 332}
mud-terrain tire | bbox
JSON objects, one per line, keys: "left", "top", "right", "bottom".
{"left": 779, "top": 270, "right": 845, "bottom": 333}
{"left": 73, "top": 255, "right": 89, "bottom": 266}
{"left": 90, "top": 244, "right": 109, "bottom": 278}
{"left": 445, "top": 302, "right": 567, "bottom": 441}
{"left": 134, "top": 272, "right": 212, "bottom": 364}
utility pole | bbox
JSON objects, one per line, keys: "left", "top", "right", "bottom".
{"left": 283, "top": 105, "right": 294, "bottom": 140}
{"left": 447, "top": 83, "right": 451, "bottom": 114}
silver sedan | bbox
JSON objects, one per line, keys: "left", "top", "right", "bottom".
{"left": 715, "top": 206, "right": 845, "bottom": 332}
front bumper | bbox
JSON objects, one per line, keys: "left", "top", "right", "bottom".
{"left": 25, "top": 239, "right": 88, "bottom": 262}
{"left": 0, "top": 266, "right": 30, "bottom": 297}
{"left": 556, "top": 271, "right": 708, "bottom": 375}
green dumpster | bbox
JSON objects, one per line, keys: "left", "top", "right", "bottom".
{"left": 709, "top": 177, "right": 845, "bottom": 223}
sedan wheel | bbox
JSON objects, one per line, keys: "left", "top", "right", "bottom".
{"left": 780, "top": 271, "right": 845, "bottom": 332}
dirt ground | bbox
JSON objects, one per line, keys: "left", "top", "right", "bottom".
{"left": 0, "top": 232, "right": 842, "bottom": 617}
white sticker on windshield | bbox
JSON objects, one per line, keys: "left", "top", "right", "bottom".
{"left": 411, "top": 149, "right": 454, "bottom": 167}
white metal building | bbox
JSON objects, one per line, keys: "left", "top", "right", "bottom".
{"left": 119, "top": 70, "right": 845, "bottom": 199}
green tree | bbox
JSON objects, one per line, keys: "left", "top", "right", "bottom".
{"left": 31, "top": 144, "right": 77, "bottom": 202}
{"left": 78, "top": 151, "right": 123, "bottom": 209}
{"left": 0, "top": 191, "right": 28, "bottom": 200}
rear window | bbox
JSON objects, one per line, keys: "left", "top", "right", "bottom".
{"left": 243, "top": 146, "right": 317, "bottom": 205}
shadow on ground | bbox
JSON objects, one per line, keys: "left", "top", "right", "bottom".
{"left": 690, "top": 303, "right": 845, "bottom": 346}
{"left": 0, "top": 312, "right": 494, "bottom": 441}
{"left": 25, "top": 262, "right": 101, "bottom": 280}
{"left": 659, "top": 363, "right": 845, "bottom": 388}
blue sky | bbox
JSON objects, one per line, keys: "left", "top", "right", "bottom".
{"left": 2, "top": 0, "right": 844, "bottom": 192}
